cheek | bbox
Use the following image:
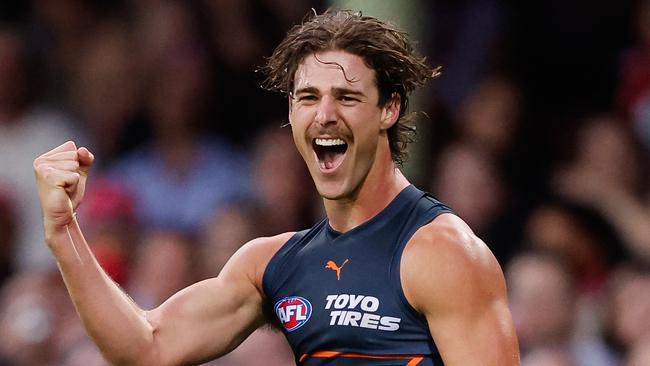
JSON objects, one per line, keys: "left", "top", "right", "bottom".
{"left": 352, "top": 116, "right": 382, "bottom": 149}
{"left": 290, "top": 124, "right": 310, "bottom": 158}
{"left": 289, "top": 105, "right": 313, "bottom": 131}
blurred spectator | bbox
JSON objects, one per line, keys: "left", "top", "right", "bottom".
{"left": 204, "top": 0, "right": 266, "bottom": 71}
{"left": 0, "top": 25, "right": 85, "bottom": 270}
{"left": 0, "top": 187, "right": 16, "bottom": 285}
{"left": 555, "top": 115, "right": 643, "bottom": 199}
{"left": 69, "top": 19, "right": 143, "bottom": 167}
{"left": 134, "top": 1, "right": 205, "bottom": 69}
{"left": 507, "top": 251, "right": 576, "bottom": 353}
{"left": 521, "top": 346, "right": 574, "bottom": 366}
{"left": 617, "top": 0, "right": 650, "bottom": 152}
{"left": 29, "top": 0, "right": 108, "bottom": 104}
{"left": 430, "top": 142, "right": 520, "bottom": 262}
{"left": 605, "top": 265, "right": 650, "bottom": 357}
{"left": 127, "top": 230, "right": 196, "bottom": 309}
{"left": 453, "top": 75, "right": 535, "bottom": 194}
{"left": 523, "top": 199, "right": 633, "bottom": 360}
{"left": 251, "top": 125, "right": 318, "bottom": 236}
{"left": 431, "top": 143, "right": 504, "bottom": 234}
{"left": 434, "top": 75, "right": 530, "bottom": 263}
{"left": 203, "top": 0, "right": 324, "bottom": 71}
{"left": 507, "top": 250, "right": 618, "bottom": 366}
{"left": 625, "top": 335, "right": 650, "bottom": 366}
{"left": 53, "top": 293, "right": 108, "bottom": 366}
{"left": 524, "top": 200, "right": 624, "bottom": 293}
{"left": 107, "top": 1, "right": 251, "bottom": 233}
{"left": 58, "top": 338, "right": 108, "bottom": 366}
{"left": 197, "top": 125, "right": 317, "bottom": 277}
{"left": 198, "top": 202, "right": 257, "bottom": 279}
{"left": 554, "top": 114, "right": 650, "bottom": 264}
{"left": 456, "top": 76, "right": 522, "bottom": 159}
{"left": 427, "top": 0, "right": 507, "bottom": 109}
{"left": 0, "top": 270, "right": 68, "bottom": 365}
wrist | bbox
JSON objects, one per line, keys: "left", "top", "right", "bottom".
{"left": 43, "top": 213, "right": 76, "bottom": 245}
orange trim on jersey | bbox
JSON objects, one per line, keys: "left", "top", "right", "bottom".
{"left": 299, "top": 350, "right": 425, "bottom": 365}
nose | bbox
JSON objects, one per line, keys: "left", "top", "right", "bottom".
{"left": 314, "top": 95, "right": 337, "bottom": 126}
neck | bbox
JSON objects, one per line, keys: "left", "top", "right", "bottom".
{"left": 324, "top": 162, "right": 410, "bottom": 233}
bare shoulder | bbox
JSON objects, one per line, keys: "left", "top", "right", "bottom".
{"left": 233, "top": 232, "right": 295, "bottom": 264}
{"left": 401, "top": 215, "right": 519, "bottom": 364}
{"left": 401, "top": 213, "right": 506, "bottom": 314}
{"left": 223, "top": 232, "right": 296, "bottom": 290}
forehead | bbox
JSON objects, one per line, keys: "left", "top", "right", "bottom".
{"left": 293, "top": 50, "right": 377, "bottom": 93}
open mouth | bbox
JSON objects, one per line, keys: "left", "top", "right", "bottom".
{"left": 313, "top": 138, "right": 348, "bottom": 171}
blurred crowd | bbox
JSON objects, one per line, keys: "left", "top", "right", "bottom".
{"left": 0, "top": 1, "right": 649, "bottom": 365}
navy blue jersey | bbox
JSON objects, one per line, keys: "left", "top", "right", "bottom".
{"left": 263, "top": 185, "right": 453, "bottom": 365}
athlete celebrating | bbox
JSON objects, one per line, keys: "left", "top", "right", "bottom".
{"left": 34, "top": 10, "right": 519, "bottom": 366}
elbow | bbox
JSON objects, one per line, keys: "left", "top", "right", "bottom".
{"left": 101, "top": 311, "right": 176, "bottom": 366}
{"left": 99, "top": 335, "right": 164, "bottom": 366}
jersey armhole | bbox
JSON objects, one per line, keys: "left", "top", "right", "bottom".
{"left": 261, "top": 229, "right": 310, "bottom": 299}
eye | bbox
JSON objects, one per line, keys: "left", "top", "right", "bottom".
{"left": 339, "top": 96, "right": 359, "bottom": 103}
{"left": 298, "top": 95, "right": 318, "bottom": 102}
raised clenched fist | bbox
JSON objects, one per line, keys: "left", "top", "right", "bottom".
{"left": 33, "top": 141, "right": 94, "bottom": 239}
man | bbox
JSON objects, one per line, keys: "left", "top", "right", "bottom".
{"left": 34, "top": 10, "right": 519, "bottom": 366}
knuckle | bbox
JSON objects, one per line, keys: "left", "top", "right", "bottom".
{"left": 35, "top": 164, "right": 48, "bottom": 176}
{"left": 42, "top": 167, "right": 53, "bottom": 180}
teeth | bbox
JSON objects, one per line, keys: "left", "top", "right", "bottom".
{"left": 315, "top": 138, "right": 346, "bottom": 146}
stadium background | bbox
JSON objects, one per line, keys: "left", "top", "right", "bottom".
{"left": 0, "top": 0, "right": 649, "bottom": 365}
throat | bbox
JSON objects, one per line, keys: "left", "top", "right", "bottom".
{"left": 324, "top": 168, "right": 410, "bottom": 233}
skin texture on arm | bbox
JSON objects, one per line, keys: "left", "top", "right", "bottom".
{"left": 58, "top": 223, "right": 287, "bottom": 365}
{"left": 34, "top": 141, "right": 290, "bottom": 366}
{"left": 401, "top": 213, "right": 520, "bottom": 366}
{"left": 146, "top": 233, "right": 292, "bottom": 365}
{"left": 142, "top": 233, "right": 291, "bottom": 365}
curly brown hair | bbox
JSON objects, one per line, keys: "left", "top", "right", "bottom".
{"left": 260, "top": 9, "right": 440, "bottom": 165}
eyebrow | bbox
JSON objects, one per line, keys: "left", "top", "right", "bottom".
{"left": 293, "top": 86, "right": 366, "bottom": 98}
{"left": 293, "top": 86, "right": 320, "bottom": 95}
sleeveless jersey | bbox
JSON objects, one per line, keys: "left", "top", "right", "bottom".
{"left": 262, "top": 185, "right": 453, "bottom": 365}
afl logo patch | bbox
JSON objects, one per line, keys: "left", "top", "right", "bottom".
{"left": 274, "top": 296, "right": 312, "bottom": 332}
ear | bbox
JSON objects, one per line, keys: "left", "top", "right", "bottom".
{"left": 380, "top": 93, "right": 401, "bottom": 131}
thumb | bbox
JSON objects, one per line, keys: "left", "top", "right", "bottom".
{"left": 77, "top": 147, "right": 95, "bottom": 175}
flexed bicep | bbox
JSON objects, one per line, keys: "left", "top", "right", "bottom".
{"left": 140, "top": 234, "right": 292, "bottom": 365}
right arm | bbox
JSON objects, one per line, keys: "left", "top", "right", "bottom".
{"left": 34, "top": 142, "right": 289, "bottom": 365}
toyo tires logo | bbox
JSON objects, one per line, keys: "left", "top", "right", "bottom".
{"left": 274, "top": 296, "right": 312, "bottom": 332}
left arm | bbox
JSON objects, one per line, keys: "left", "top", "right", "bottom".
{"left": 401, "top": 213, "right": 520, "bottom": 365}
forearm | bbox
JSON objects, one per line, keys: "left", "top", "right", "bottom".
{"left": 47, "top": 218, "right": 157, "bottom": 365}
